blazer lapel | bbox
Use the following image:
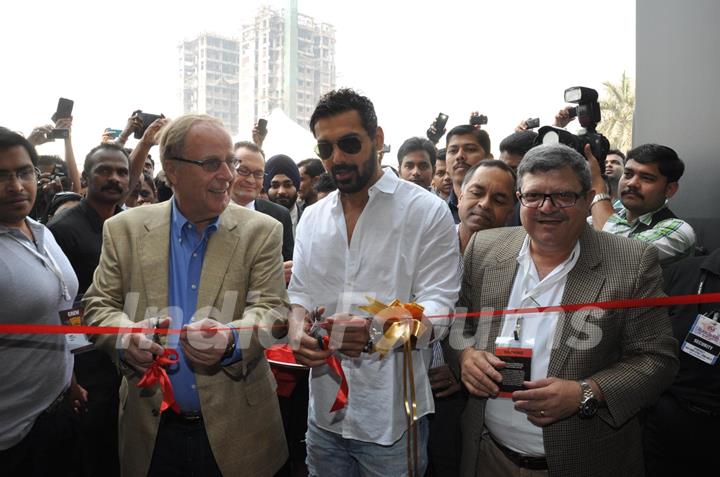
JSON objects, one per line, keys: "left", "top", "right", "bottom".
{"left": 139, "top": 203, "right": 172, "bottom": 311}
{"left": 480, "top": 230, "right": 525, "bottom": 352}
{"left": 548, "top": 226, "right": 605, "bottom": 376}
{"left": 196, "top": 211, "right": 241, "bottom": 315}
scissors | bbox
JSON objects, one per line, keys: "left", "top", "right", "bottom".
{"left": 308, "top": 307, "right": 326, "bottom": 350}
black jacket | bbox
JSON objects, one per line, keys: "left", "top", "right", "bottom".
{"left": 254, "top": 198, "right": 294, "bottom": 261}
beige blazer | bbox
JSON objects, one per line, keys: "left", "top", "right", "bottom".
{"left": 83, "top": 200, "right": 289, "bottom": 477}
{"left": 448, "top": 225, "right": 678, "bottom": 477}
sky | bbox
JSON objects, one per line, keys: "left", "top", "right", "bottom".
{"left": 0, "top": 0, "right": 635, "bottom": 169}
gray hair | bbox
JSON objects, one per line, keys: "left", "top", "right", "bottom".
{"left": 516, "top": 143, "right": 591, "bottom": 192}
{"left": 158, "top": 114, "right": 226, "bottom": 166}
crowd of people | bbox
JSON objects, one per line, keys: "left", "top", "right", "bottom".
{"left": 0, "top": 87, "right": 716, "bottom": 477}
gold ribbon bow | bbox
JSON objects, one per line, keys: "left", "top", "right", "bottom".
{"left": 358, "top": 297, "right": 429, "bottom": 477}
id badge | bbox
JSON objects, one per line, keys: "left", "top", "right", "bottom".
{"left": 59, "top": 306, "right": 95, "bottom": 354}
{"left": 495, "top": 336, "right": 532, "bottom": 398}
{"left": 681, "top": 314, "right": 720, "bottom": 365}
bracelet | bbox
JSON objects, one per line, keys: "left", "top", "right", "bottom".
{"left": 590, "top": 193, "right": 611, "bottom": 207}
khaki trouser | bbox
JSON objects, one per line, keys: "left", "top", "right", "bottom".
{"left": 475, "top": 438, "right": 549, "bottom": 477}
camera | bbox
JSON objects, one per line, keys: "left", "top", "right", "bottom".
{"left": 534, "top": 86, "right": 610, "bottom": 172}
{"left": 470, "top": 114, "right": 488, "bottom": 126}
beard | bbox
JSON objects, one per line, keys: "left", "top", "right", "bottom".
{"left": 271, "top": 192, "right": 298, "bottom": 210}
{"left": 330, "top": 147, "right": 378, "bottom": 194}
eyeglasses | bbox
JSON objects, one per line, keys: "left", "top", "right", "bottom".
{"left": 0, "top": 167, "right": 39, "bottom": 184}
{"left": 315, "top": 135, "right": 363, "bottom": 160}
{"left": 171, "top": 156, "right": 238, "bottom": 173}
{"left": 518, "top": 191, "right": 584, "bottom": 209}
{"left": 236, "top": 166, "right": 265, "bottom": 180}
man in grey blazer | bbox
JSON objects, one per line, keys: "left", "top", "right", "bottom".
{"left": 449, "top": 144, "right": 678, "bottom": 477}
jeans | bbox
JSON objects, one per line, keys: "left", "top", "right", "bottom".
{"left": 306, "top": 416, "right": 429, "bottom": 477}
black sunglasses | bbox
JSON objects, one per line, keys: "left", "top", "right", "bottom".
{"left": 315, "top": 135, "right": 363, "bottom": 160}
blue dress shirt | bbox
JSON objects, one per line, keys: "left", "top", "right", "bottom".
{"left": 167, "top": 199, "right": 241, "bottom": 412}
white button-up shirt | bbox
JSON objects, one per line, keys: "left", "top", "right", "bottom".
{"left": 485, "top": 236, "right": 580, "bottom": 456}
{"left": 288, "top": 171, "right": 460, "bottom": 445}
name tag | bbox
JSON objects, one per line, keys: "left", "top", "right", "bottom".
{"left": 495, "top": 342, "right": 532, "bottom": 398}
{"left": 681, "top": 314, "right": 720, "bottom": 365}
{"left": 59, "top": 306, "right": 94, "bottom": 354}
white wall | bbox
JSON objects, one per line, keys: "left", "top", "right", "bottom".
{"left": 635, "top": 0, "right": 720, "bottom": 250}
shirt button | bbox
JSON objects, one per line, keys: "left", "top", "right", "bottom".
{"left": 187, "top": 224, "right": 193, "bottom": 229}
{"left": 151, "top": 408, "right": 159, "bottom": 417}
{"left": 191, "top": 384, "right": 196, "bottom": 390}
{"left": 191, "top": 284, "right": 197, "bottom": 290}
{"left": 192, "top": 253, "right": 197, "bottom": 258}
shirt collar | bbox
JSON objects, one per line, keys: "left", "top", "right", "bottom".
{"left": 0, "top": 217, "right": 45, "bottom": 248}
{"left": 171, "top": 198, "right": 220, "bottom": 238}
{"left": 517, "top": 235, "right": 581, "bottom": 278}
{"left": 369, "top": 169, "right": 396, "bottom": 196}
{"left": 329, "top": 169, "right": 395, "bottom": 210}
{"left": 619, "top": 200, "right": 669, "bottom": 226}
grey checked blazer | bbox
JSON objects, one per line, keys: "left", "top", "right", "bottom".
{"left": 447, "top": 225, "right": 678, "bottom": 477}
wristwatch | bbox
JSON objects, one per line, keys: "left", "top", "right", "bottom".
{"left": 590, "top": 193, "right": 611, "bottom": 207}
{"left": 362, "top": 321, "right": 384, "bottom": 354}
{"left": 578, "top": 380, "right": 598, "bottom": 418}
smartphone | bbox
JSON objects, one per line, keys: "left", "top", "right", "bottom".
{"left": 435, "top": 113, "right": 449, "bottom": 132}
{"left": 525, "top": 117, "right": 540, "bottom": 129}
{"left": 47, "top": 128, "right": 70, "bottom": 140}
{"left": 257, "top": 118, "right": 268, "bottom": 136}
{"left": 426, "top": 113, "right": 449, "bottom": 143}
{"left": 134, "top": 112, "right": 163, "bottom": 139}
{"left": 52, "top": 98, "right": 74, "bottom": 123}
{"left": 105, "top": 128, "right": 123, "bottom": 139}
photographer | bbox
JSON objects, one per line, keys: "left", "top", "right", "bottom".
{"left": 27, "top": 117, "right": 81, "bottom": 195}
{"left": 126, "top": 116, "right": 168, "bottom": 196}
{"left": 26, "top": 118, "right": 82, "bottom": 220}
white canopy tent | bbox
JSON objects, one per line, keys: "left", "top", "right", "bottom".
{"left": 240, "top": 108, "right": 317, "bottom": 163}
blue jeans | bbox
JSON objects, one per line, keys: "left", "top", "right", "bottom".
{"left": 306, "top": 416, "right": 429, "bottom": 477}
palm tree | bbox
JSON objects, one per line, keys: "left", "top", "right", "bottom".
{"left": 598, "top": 72, "right": 635, "bottom": 152}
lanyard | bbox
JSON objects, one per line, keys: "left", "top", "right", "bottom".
{"left": 511, "top": 242, "right": 580, "bottom": 341}
{"left": 696, "top": 270, "right": 720, "bottom": 322}
{"left": 8, "top": 234, "right": 71, "bottom": 301}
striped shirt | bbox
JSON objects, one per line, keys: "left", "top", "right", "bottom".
{"left": 603, "top": 203, "right": 696, "bottom": 264}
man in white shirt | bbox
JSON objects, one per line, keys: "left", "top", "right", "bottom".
{"left": 288, "top": 89, "right": 460, "bottom": 477}
{"left": 449, "top": 143, "right": 678, "bottom": 477}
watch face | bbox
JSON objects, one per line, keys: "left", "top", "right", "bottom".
{"left": 580, "top": 398, "right": 599, "bottom": 418}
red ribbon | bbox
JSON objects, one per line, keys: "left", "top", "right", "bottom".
{"left": 2, "top": 292, "right": 720, "bottom": 337}
{"left": 137, "top": 349, "right": 180, "bottom": 413}
{"left": 323, "top": 336, "right": 349, "bottom": 412}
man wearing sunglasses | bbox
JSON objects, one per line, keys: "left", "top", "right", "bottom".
{"left": 288, "top": 89, "right": 460, "bottom": 476}
{"left": 82, "top": 114, "right": 289, "bottom": 477}
{"left": 449, "top": 143, "right": 677, "bottom": 477}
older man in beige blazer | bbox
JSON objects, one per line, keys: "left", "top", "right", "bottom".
{"left": 83, "top": 114, "right": 289, "bottom": 477}
{"left": 449, "top": 144, "right": 678, "bottom": 477}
